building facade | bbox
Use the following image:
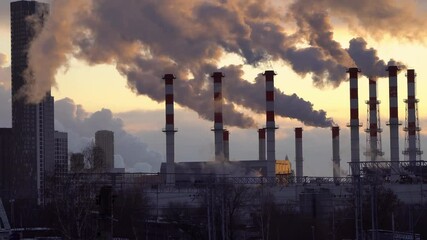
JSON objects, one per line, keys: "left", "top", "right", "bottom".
{"left": 10, "top": 1, "right": 54, "bottom": 205}
{"left": 54, "top": 131, "right": 68, "bottom": 175}
{"left": 95, "top": 130, "right": 114, "bottom": 171}
{"left": 0, "top": 128, "right": 13, "bottom": 200}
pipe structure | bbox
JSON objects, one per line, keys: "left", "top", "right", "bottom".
{"left": 347, "top": 68, "right": 361, "bottom": 176}
{"left": 365, "top": 79, "right": 383, "bottom": 161}
{"left": 264, "top": 70, "right": 277, "bottom": 178}
{"left": 163, "top": 74, "right": 177, "bottom": 184}
{"left": 386, "top": 66, "right": 400, "bottom": 170}
{"left": 295, "top": 128, "right": 303, "bottom": 180}
{"left": 212, "top": 72, "right": 225, "bottom": 162}
{"left": 258, "top": 128, "right": 266, "bottom": 161}
{"left": 223, "top": 130, "right": 229, "bottom": 161}
{"left": 404, "top": 70, "right": 423, "bottom": 162}
{"left": 332, "top": 126, "right": 340, "bottom": 179}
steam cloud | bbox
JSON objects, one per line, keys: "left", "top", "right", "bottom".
{"left": 54, "top": 98, "right": 162, "bottom": 171}
{"left": 24, "top": 0, "right": 412, "bottom": 128}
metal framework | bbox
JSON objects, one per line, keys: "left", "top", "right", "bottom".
{"left": 61, "top": 172, "right": 354, "bottom": 190}
{"left": 348, "top": 161, "right": 427, "bottom": 183}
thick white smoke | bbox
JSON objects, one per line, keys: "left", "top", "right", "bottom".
{"left": 24, "top": 0, "right": 416, "bottom": 127}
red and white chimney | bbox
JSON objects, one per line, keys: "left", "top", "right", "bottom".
{"left": 387, "top": 66, "right": 400, "bottom": 170}
{"left": 212, "top": 72, "right": 225, "bottom": 162}
{"left": 295, "top": 128, "right": 303, "bottom": 179}
{"left": 163, "top": 74, "right": 177, "bottom": 184}
{"left": 223, "top": 130, "right": 229, "bottom": 161}
{"left": 258, "top": 128, "right": 266, "bottom": 161}
{"left": 332, "top": 126, "right": 340, "bottom": 179}
{"left": 406, "top": 70, "right": 418, "bottom": 162}
{"left": 264, "top": 70, "right": 277, "bottom": 178}
{"left": 367, "top": 78, "right": 381, "bottom": 161}
{"left": 347, "top": 68, "right": 361, "bottom": 176}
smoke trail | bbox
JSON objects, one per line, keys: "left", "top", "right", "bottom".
{"left": 347, "top": 38, "right": 406, "bottom": 78}
{"left": 221, "top": 65, "right": 333, "bottom": 127}
{"left": 315, "top": 0, "right": 427, "bottom": 40}
{"left": 24, "top": 0, "right": 414, "bottom": 128}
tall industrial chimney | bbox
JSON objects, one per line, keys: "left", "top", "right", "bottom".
{"left": 264, "top": 70, "right": 277, "bottom": 178}
{"left": 258, "top": 128, "right": 266, "bottom": 160}
{"left": 332, "top": 126, "right": 340, "bottom": 179}
{"left": 365, "top": 79, "right": 383, "bottom": 161}
{"left": 212, "top": 72, "right": 225, "bottom": 162}
{"left": 348, "top": 68, "right": 363, "bottom": 240}
{"left": 386, "top": 66, "right": 400, "bottom": 172}
{"left": 163, "top": 74, "right": 177, "bottom": 184}
{"left": 403, "top": 70, "right": 423, "bottom": 162}
{"left": 347, "top": 68, "right": 361, "bottom": 176}
{"left": 223, "top": 130, "right": 229, "bottom": 161}
{"left": 295, "top": 128, "right": 303, "bottom": 180}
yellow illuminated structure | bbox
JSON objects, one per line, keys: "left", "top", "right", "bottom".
{"left": 276, "top": 155, "right": 292, "bottom": 175}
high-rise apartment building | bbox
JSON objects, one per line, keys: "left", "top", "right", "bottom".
{"left": 54, "top": 131, "right": 68, "bottom": 175}
{"left": 10, "top": 1, "right": 54, "bottom": 205}
{"left": 95, "top": 130, "right": 114, "bottom": 171}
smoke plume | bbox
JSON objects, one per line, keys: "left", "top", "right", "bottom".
{"left": 24, "top": 0, "right": 414, "bottom": 128}
{"left": 347, "top": 38, "right": 406, "bottom": 78}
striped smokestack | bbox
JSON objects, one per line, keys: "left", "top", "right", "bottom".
{"left": 367, "top": 79, "right": 380, "bottom": 161}
{"left": 332, "top": 126, "right": 340, "bottom": 179}
{"left": 347, "top": 68, "right": 361, "bottom": 176}
{"left": 223, "top": 130, "right": 229, "bottom": 161}
{"left": 264, "top": 70, "right": 277, "bottom": 178}
{"left": 163, "top": 74, "right": 177, "bottom": 184}
{"left": 386, "top": 66, "right": 400, "bottom": 171}
{"left": 406, "top": 70, "right": 418, "bottom": 162}
{"left": 258, "top": 128, "right": 266, "bottom": 160}
{"left": 212, "top": 72, "right": 225, "bottom": 162}
{"left": 295, "top": 127, "right": 303, "bottom": 180}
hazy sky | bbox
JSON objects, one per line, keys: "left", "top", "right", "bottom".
{"left": 0, "top": 0, "right": 426, "bottom": 176}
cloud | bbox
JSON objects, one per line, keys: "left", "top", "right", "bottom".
{"left": 54, "top": 98, "right": 163, "bottom": 172}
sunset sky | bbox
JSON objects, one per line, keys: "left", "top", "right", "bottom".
{"left": 0, "top": 0, "right": 426, "bottom": 176}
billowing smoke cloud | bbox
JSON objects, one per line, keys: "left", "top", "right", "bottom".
{"left": 309, "top": 0, "right": 427, "bottom": 40}
{"left": 24, "top": 0, "right": 415, "bottom": 128}
{"left": 347, "top": 38, "right": 406, "bottom": 78}
{"left": 288, "top": 0, "right": 406, "bottom": 80}
{"left": 54, "top": 98, "right": 163, "bottom": 171}
{"left": 221, "top": 65, "right": 333, "bottom": 127}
